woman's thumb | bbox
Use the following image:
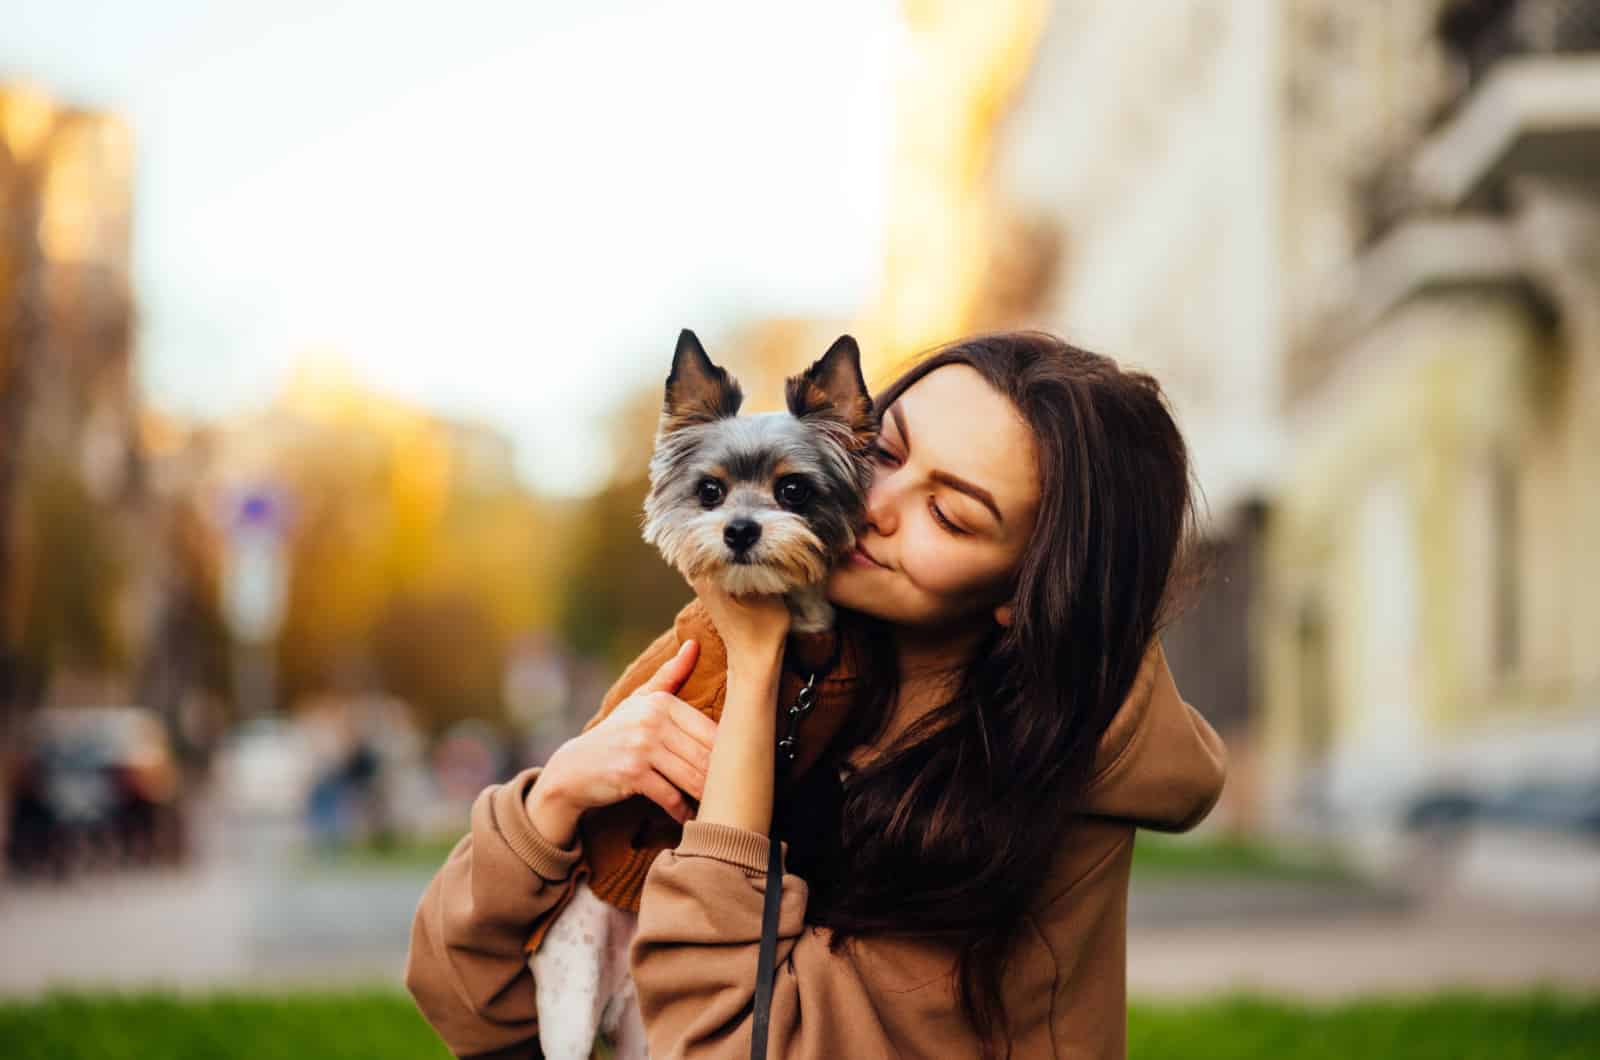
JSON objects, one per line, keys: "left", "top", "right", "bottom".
{"left": 644, "top": 639, "right": 697, "bottom": 692}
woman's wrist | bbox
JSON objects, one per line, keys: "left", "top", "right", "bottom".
{"left": 525, "top": 770, "right": 581, "bottom": 851}
{"left": 726, "top": 642, "right": 784, "bottom": 690}
{"left": 697, "top": 650, "right": 782, "bottom": 832}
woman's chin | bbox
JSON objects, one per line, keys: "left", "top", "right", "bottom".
{"left": 825, "top": 565, "right": 889, "bottom": 615}
{"left": 823, "top": 566, "right": 861, "bottom": 608}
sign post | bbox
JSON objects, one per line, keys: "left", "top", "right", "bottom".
{"left": 220, "top": 486, "right": 292, "bottom": 718}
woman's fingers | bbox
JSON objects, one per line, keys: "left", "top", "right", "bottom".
{"left": 663, "top": 696, "right": 718, "bottom": 755}
{"left": 657, "top": 718, "right": 712, "bottom": 784}
{"left": 633, "top": 768, "right": 692, "bottom": 824}
{"left": 570, "top": 661, "right": 715, "bottom": 821}
{"left": 640, "top": 639, "right": 699, "bottom": 696}
{"left": 649, "top": 740, "right": 708, "bottom": 802}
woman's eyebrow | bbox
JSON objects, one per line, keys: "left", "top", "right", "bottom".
{"left": 889, "top": 403, "right": 1004, "bottom": 526}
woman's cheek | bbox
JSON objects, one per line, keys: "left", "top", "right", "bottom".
{"left": 919, "top": 536, "right": 1012, "bottom": 606}
{"left": 902, "top": 533, "right": 966, "bottom": 598}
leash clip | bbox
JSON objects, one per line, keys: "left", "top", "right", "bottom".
{"left": 777, "top": 670, "right": 820, "bottom": 768}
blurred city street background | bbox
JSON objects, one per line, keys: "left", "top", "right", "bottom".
{"left": 2, "top": 1, "right": 1599, "bottom": 1056}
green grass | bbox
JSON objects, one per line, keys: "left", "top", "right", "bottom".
{"left": 1129, "top": 988, "right": 1600, "bottom": 1059}
{"left": 1131, "top": 831, "right": 1363, "bottom": 885}
{"left": 2, "top": 988, "right": 1595, "bottom": 1058}
{"left": 0, "top": 989, "right": 451, "bottom": 1060}
{"left": 312, "top": 830, "right": 1357, "bottom": 884}
{"left": 294, "top": 834, "right": 463, "bottom": 876}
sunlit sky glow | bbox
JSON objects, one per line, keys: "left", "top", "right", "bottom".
{"left": 5, "top": 0, "right": 896, "bottom": 495}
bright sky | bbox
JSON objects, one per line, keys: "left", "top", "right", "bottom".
{"left": 4, "top": 0, "right": 897, "bottom": 496}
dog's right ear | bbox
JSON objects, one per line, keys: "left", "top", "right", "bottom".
{"left": 662, "top": 329, "right": 743, "bottom": 431}
{"left": 784, "top": 334, "right": 876, "bottom": 450}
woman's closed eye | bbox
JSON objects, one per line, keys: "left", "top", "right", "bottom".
{"left": 868, "top": 444, "right": 969, "bottom": 536}
{"left": 927, "top": 498, "right": 966, "bottom": 535}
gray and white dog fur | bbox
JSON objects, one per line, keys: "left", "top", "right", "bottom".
{"left": 641, "top": 328, "right": 880, "bottom": 633}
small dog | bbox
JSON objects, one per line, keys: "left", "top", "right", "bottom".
{"left": 529, "top": 328, "right": 879, "bottom": 1060}
{"left": 642, "top": 327, "right": 879, "bottom": 632}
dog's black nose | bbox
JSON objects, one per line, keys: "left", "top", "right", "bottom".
{"left": 723, "top": 518, "right": 761, "bottom": 553}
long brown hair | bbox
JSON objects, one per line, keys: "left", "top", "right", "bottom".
{"left": 810, "top": 331, "right": 1205, "bottom": 1058}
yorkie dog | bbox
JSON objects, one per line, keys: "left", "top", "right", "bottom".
{"left": 642, "top": 327, "right": 878, "bottom": 630}
{"left": 529, "top": 328, "right": 879, "bottom": 1060}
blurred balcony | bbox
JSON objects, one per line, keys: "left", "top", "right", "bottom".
{"left": 1416, "top": 0, "right": 1600, "bottom": 207}
{"left": 1439, "top": 0, "right": 1600, "bottom": 89}
{"left": 1284, "top": 215, "right": 1555, "bottom": 404}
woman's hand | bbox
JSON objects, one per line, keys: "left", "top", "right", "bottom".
{"left": 688, "top": 573, "right": 791, "bottom": 676}
{"left": 526, "top": 640, "right": 718, "bottom": 848}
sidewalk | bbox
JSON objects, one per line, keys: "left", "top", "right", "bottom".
{"left": 1130, "top": 888, "right": 1600, "bottom": 1001}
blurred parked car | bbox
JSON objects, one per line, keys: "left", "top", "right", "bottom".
{"left": 1485, "top": 778, "right": 1600, "bottom": 839}
{"left": 1401, "top": 786, "right": 1482, "bottom": 836}
{"left": 1403, "top": 775, "right": 1600, "bottom": 841}
{"left": 5, "top": 706, "right": 186, "bottom": 878}
{"left": 1396, "top": 773, "right": 1600, "bottom": 900}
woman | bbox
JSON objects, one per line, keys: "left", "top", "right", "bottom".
{"left": 406, "top": 331, "right": 1229, "bottom": 1059}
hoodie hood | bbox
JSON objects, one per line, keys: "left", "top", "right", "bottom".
{"left": 1076, "top": 640, "right": 1229, "bottom": 832}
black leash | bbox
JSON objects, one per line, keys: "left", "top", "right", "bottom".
{"left": 751, "top": 628, "right": 841, "bottom": 1060}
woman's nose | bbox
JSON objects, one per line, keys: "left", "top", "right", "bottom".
{"left": 864, "top": 474, "right": 897, "bottom": 535}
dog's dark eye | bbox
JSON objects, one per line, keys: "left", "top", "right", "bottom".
{"left": 697, "top": 478, "right": 725, "bottom": 507}
{"left": 776, "top": 476, "right": 811, "bottom": 509}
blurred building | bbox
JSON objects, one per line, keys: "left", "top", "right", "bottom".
{"left": 995, "top": 0, "right": 1283, "bottom": 520}
{"left": 861, "top": 0, "right": 1600, "bottom": 848}
{"left": 858, "top": 0, "right": 1051, "bottom": 373}
{"left": 1260, "top": 0, "right": 1600, "bottom": 853}
{"left": 964, "top": 0, "right": 1283, "bottom": 830}
{"left": 0, "top": 83, "right": 147, "bottom": 720}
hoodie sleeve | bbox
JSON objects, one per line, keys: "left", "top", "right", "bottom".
{"left": 404, "top": 766, "right": 584, "bottom": 1059}
{"left": 1076, "top": 639, "right": 1230, "bottom": 833}
{"left": 631, "top": 821, "right": 978, "bottom": 1059}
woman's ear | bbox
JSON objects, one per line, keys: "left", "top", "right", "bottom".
{"left": 993, "top": 602, "right": 1013, "bottom": 628}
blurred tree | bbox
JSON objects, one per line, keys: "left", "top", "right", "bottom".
{"left": 275, "top": 418, "right": 394, "bottom": 703}
{"left": 429, "top": 489, "right": 551, "bottom": 633}
{"left": 547, "top": 372, "right": 690, "bottom": 672}
{"left": 14, "top": 460, "right": 126, "bottom": 677}
{"left": 371, "top": 589, "right": 504, "bottom": 737}
{"left": 236, "top": 371, "right": 558, "bottom": 732}
{"left": 136, "top": 488, "right": 232, "bottom": 730}
{"left": 554, "top": 470, "right": 689, "bottom": 671}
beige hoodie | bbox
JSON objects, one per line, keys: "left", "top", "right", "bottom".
{"left": 405, "top": 637, "right": 1227, "bottom": 1059}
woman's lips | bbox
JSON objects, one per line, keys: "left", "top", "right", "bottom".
{"left": 849, "top": 545, "right": 886, "bottom": 570}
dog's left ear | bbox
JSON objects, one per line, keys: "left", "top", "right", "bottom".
{"left": 784, "top": 335, "right": 877, "bottom": 449}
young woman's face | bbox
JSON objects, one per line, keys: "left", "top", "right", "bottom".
{"left": 826, "top": 363, "right": 1040, "bottom": 631}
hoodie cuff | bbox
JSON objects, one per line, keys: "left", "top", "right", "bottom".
{"left": 676, "top": 819, "right": 789, "bottom": 877}
{"left": 491, "top": 766, "right": 584, "bottom": 884}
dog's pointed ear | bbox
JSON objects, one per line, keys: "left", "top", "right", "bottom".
{"left": 785, "top": 335, "right": 877, "bottom": 448}
{"left": 663, "top": 329, "right": 743, "bottom": 430}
